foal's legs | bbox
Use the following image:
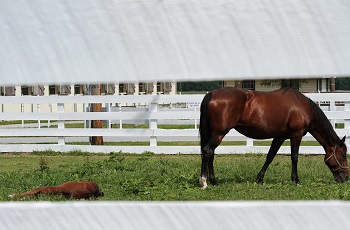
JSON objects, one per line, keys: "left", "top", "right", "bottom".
{"left": 256, "top": 137, "right": 285, "bottom": 184}
{"left": 200, "top": 134, "right": 223, "bottom": 189}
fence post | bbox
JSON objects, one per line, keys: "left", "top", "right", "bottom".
{"left": 119, "top": 104, "right": 122, "bottom": 129}
{"left": 21, "top": 103, "right": 24, "bottom": 128}
{"left": 329, "top": 100, "right": 336, "bottom": 128}
{"left": 37, "top": 102, "right": 40, "bottom": 129}
{"left": 246, "top": 138, "right": 253, "bottom": 147}
{"left": 57, "top": 103, "right": 65, "bottom": 145}
{"left": 149, "top": 101, "right": 158, "bottom": 146}
{"left": 48, "top": 103, "right": 51, "bottom": 128}
{"left": 194, "top": 107, "right": 198, "bottom": 129}
{"left": 345, "top": 102, "right": 350, "bottom": 144}
{"left": 106, "top": 103, "right": 111, "bottom": 129}
{"left": 83, "top": 103, "right": 86, "bottom": 128}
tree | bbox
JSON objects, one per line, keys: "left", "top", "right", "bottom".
{"left": 281, "top": 79, "right": 300, "bottom": 89}
{"left": 177, "top": 81, "right": 223, "bottom": 92}
{"left": 260, "top": 79, "right": 308, "bottom": 90}
{"left": 90, "top": 84, "right": 104, "bottom": 145}
{"left": 335, "top": 77, "right": 350, "bottom": 90}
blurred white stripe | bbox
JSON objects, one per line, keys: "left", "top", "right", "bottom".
{"left": 0, "top": 201, "right": 349, "bottom": 230}
{"left": 1, "top": 0, "right": 350, "bottom": 85}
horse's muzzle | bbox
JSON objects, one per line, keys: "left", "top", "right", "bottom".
{"left": 334, "top": 171, "right": 349, "bottom": 183}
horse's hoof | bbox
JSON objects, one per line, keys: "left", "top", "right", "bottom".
{"left": 200, "top": 177, "right": 208, "bottom": 189}
{"left": 256, "top": 172, "right": 265, "bottom": 184}
{"left": 256, "top": 176, "right": 264, "bottom": 184}
{"left": 200, "top": 182, "right": 208, "bottom": 189}
{"left": 291, "top": 176, "right": 300, "bottom": 185}
{"left": 209, "top": 178, "right": 217, "bottom": 186}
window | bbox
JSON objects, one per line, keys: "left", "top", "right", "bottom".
{"left": 33, "top": 85, "right": 44, "bottom": 96}
{"left": 164, "top": 82, "right": 172, "bottom": 92}
{"left": 75, "top": 85, "right": 82, "bottom": 95}
{"left": 49, "top": 85, "right": 58, "bottom": 95}
{"left": 119, "top": 84, "right": 126, "bottom": 94}
{"left": 106, "top": 84, "right": 115, "bottom": 94}
{"left": 128, "top": 83, "right": 135, "bottom": 93}
{"left": 242, "top": 80, "right": 255, "bottom": 90}
{"left": 139, "top": 83, "right": 146, "bottom": 93}
{"left": 4, "top": 86, "right": 15, "bottom": 96}
{"left": 157, "top": 82, "right": 163, "bottom": 93}
{"left": 146, "top": 83, "right": 154, "bottom": 93}
{"left": 60, "top": 85, "right": 71, "bottom": 95}
{"left": 21, "top": 86, "right": 32, "bottom": 95}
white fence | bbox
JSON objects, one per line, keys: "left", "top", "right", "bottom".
{"left": 2, "top": 201, "right": 350, "bottom": 230}
{"left": 0, "top": 93, "right": 350, "bottom": 154}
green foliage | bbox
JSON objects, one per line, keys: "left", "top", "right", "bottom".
{"left": 177, "top": 81, "right": 223, "bottom": 92}
{"left": 260, "top": 79, "right": 309, "bottom": 89}
{"left": 336, "top": 77, "right": 350, "bottom": 90}
{"left": 260, "top": 77, "right": 350, "bottom": 91}
{"left": 1, "top": 153, "right": 350, "bottom": 201}
{"left": 37, "top": 157, "right": 49, "bottom": 172}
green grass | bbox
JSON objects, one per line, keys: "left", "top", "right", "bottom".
{"left": 1, "top": 152, "right": 350, "bottom": 201}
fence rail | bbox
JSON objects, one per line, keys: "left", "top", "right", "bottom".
{"left": 0, "top": 93, "right": 349, "bottom": 154}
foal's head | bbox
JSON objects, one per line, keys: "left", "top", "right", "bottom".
{"left": 324, "top": 136, "right": 349, "bottom": 182}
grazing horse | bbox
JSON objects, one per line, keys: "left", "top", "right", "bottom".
{"left": 9, "top": 181, "right": 104, "bottom": 199}
{"left": 199, "top": 87, "right": 348, "bottom": 188}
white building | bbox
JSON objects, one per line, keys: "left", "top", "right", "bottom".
{"left": 224, "top": 78, "right": 334, "bottom": 93}
{"left": 0, "top": 82, "right": 177, "bottom": 96}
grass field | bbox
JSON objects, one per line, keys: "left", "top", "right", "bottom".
{"left": 1, "top": 151, "right": 350, "bottom": 201}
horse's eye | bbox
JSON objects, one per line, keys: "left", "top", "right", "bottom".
{"left": 340, "top": 151, "right": 347, "bottom": 158}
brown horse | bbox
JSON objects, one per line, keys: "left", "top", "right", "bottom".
{"left": 9, "top": 181, "right": 104, "bottom": 199}
{"left": 199, "top": 87, "right": 348, "bottom": 188}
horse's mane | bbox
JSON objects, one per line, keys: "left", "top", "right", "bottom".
{"left": 309, "top": 98, "right": 340, "bottom": 143}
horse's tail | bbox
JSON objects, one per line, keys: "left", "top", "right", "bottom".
{"left": 200, "top": 92, "right": 213, "bottom": 149}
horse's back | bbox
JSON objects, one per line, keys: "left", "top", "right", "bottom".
{"left": 9, "top": 181, "right": 103, "bottom": 199}
{"left": 209, "top": 87, "right": 310, "bottom": 113}
{"left": 207, "top": 87, "right": 312, "bottom": 139}
{"left": 206, "top": 87, "right": 248, "bottom": 133}
{"left": 59, "top": 181, "right": 103, "bottom": 198}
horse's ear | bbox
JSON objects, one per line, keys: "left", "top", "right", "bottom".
{"left": 341, "top": 136, "right": 346, "bottom": 144}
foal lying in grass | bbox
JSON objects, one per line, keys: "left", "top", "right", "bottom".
{"left": 9, "top": 181, "right": 104, "bottom": 200}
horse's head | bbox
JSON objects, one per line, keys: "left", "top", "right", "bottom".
{"left": 325, "top": 136, "right": 348, "bottom": 182}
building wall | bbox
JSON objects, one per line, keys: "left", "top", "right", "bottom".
{"left": 0, "top": 82, "right": 177, "bottom": 96}
{"left": 300, "top": 79, "right": 317, "bottom": 92}
{"left": 224, "top": 79, "right": 330, "bottom": 93}
{"left": 0, "top": 82, "right": 177, "bottom": 113}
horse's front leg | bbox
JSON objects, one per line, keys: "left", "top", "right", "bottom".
{"left": 290, "top": 134, "right": 303, "bottom": 184}
{"left": 256, "top": 137, "right": 285, "bottom": 184}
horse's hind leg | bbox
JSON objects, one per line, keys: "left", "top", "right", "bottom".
{"left": 208, "top": 152, "right": 217, "bottom": 185}
{"left": 9, "top": 187, "right": 45, "bottom": 199}
{"left": 200, "top": 145, "right": 213, "bottom": 189}
{"left": 256, "top": 137, "right": 285, "bottom": 184}
{"left": 200, "top": 134, "right": 223, "bottom": 189}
